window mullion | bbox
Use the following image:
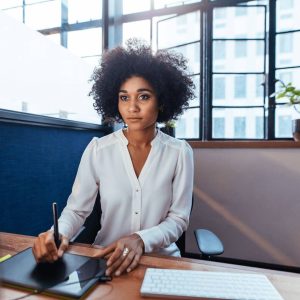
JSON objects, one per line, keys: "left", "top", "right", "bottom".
{"left": 267, "top": 0, "right": 276, "bottom": 139}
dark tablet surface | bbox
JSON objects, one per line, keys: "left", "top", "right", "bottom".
{"left": 0, "top": 247, "right": 106, "bottom": 299}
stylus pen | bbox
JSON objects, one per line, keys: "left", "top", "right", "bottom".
{"left": 52, "top": 202, "right": 60, "bottom": 248}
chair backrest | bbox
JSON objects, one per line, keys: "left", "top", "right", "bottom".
{"left": 72, "top": 193, "right": 102, "bottom": 244}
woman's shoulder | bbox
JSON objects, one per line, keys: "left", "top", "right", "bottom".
{"left": 88, "top": 130, "right": 122, "bottom": 151}
{"left": 158, "top": 130, "right": 192, "bottom": 153}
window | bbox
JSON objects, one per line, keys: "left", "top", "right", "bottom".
{"left": 256, "top": 76, "right": 264, "bottom": 98}
{"left": 279, "top": 0, "right": 293, "bottom": 10}
{"left": 235, "top": 40, "right": 247, "bottom": 58}
{"left": 213, "top": 77, "right": 225, "bottom": 99}
{"left": 123, "top": 20, "right": 151, "bottom": 45}
{"left": 255, "top": 116, "right": 264, "bottom": 138}
{"left": 214, "top": 41, "right": 226, "bottom": 60}
{"left": 279, "top": 34, "right": 293, "bottom": 54}
{"left": 234, "top": 117, "right": 246, "bottom": 138}
{"left": 277, "top": 115, "right": 292, "bottom": 137}
{"left": 24, "top": 0, "right": 61, "bottom": 30}
{"left": 123, "top": 0, "right": 150, "bottom": 14}
{"left": 235, "top": 6, "right": 247, "bottom": 16}
{"left": 213, "top": 117, "right": 225, "bottom": 138}
{"left": 1, "top": 0, "right": 298, "bottom": 139}
{"left": 256, "top": 40, "right": 264, "bottom": 56}
{"left": 214, "top": 8, "right": 226, "bottom": 19}
{"left": 234, "top": 76, "right": 246, "bottom": 98}
{"left": 176, "top": 118, "right": 186, "bottom": 138}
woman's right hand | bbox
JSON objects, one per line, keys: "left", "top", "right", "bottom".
{"left": 32, "top": 230, "right": 69, "bottom": 263}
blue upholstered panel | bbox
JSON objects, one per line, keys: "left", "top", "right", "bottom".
{"left": 0, "top": 122, "right": 108, "bottom": 236}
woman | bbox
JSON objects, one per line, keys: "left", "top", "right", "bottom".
{"left": 32, "top": 39, "right": 195, "bottom": 277}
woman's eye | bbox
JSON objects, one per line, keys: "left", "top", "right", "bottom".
{"left": 139, "top": 94, "right": 150, "bottom": 100}
{"left": 119, "top": 95, "right": 128, "bottom": 101}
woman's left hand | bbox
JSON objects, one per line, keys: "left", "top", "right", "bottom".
{"left": 99, "top": 234, "right": 144, "bottom": 277}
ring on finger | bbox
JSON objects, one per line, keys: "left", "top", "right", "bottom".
{"left": 122, "top": 247, "right": 129, "bottom": 257}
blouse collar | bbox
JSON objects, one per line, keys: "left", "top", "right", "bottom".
{"left": 115, "top": 128, "right": 161, "bottom": 146}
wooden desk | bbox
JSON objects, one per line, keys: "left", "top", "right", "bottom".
{"left": 1, "top": 232, "right": 300, "bottom": 300}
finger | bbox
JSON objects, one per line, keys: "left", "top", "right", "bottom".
{"left": 107, "top": 246, "right": 124, "bottom": 267}
{"left": 92, "top": 243, "right": 116, "bottom": 258}
{"left": 32, "top": 238, "right": 42, "bottom": 262}
{"left": 105, "top": 254, "right": 124, "bottom": 276}
{"left": 114, "top": 250, "right": 135, "bottom": 276}
{"left": 105, "top": 247, "right": 128, "bottom": 276}
{"left": 58, "top": 236, "right": 69, "bottom": 257}
{"left": 44, "top": 232, "right": 58, "bottom": 261}
{"left": 126, "top": 252, "right": 142, "bottom": 273}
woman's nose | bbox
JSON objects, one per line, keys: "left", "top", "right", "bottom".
{"left": 128, "top": 100, "right": 139, "bottom": 112}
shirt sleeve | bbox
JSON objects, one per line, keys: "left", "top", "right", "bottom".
{"left": 54, "top": 138, "right": 99, "bottom": 239}
{"left": 136, "top": 141, "right": 194, "bottom": 253}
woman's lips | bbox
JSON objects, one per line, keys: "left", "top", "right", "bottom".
{"left": 127, "top": 118, "right": 142, "bottom": 121}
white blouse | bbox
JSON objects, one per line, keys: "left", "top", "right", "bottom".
{"left": 57, "top": 129, "right": 194, "bottom": 256}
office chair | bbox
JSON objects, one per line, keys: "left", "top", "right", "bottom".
{"left": 194, "top": 228, "right": 224, "bottom": 259}
{"left": 70, "top": 193, "right": 101, "bottom": 244}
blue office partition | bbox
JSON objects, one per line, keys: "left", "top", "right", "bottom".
{"left": 0, "top": 121, "right": 110, "bottom": 236}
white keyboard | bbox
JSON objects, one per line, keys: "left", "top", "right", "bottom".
{"left": 140, "top": 268, "right": 283, "bottom": 300}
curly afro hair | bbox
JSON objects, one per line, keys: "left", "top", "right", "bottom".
{"left": 90, "top": 39, "right": 195, "bottom": 123}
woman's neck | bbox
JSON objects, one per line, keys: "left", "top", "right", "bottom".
{"left": 124, "top": 126, "right": 157, "bottom": 148}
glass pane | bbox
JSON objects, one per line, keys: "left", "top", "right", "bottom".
{"left": 213, "top": 74, "right": 265, "bottom": 106}
{"left": 276, "top": 0, "right": 300, "bottom": 32}
{"left": 157, "top": 11, "right": 200, "bottom": 49}
{"left": 190, "top": 74, "right": 200, "bottom": 107}
{"left": 154, "top": 0, "right": 201, "bottom": 9}
{"left": 152, "top": 14, "right": 175, "bottom": 51}
{"left": 275, "top": 105, "right": 295, "bottom": 138}
{"left": 212, "top": 108, "right": 264, "bottom": 139}
{"left": 213, "top": 6, "right": 265, "bottom": 39}
{"left": 175, "top": 108, "right": 200, "bottom": 139}
{"left": 68, "top": 28, "right": 102, "bottom": 57}
{"left": 0, "top": 13, "right": 99, "bottom": 123}
{"left": 1, "top": 7, "right": 23, "bottom": 22}
{"left": 46, "top": 33, "right": 61, "bottom": 46}
{"left": 169, "top": 42, "right": 200, "bottom": 75}
{"left": 0, "top": 0, "right": 22, "bottom": 9}
{"left": 68, "top": 0, "right": 102, "bottom": 23}
{"left": 213, "top": 41, "right": 226, "bottom": 60}
{"left": 82, "top": 55, "right": 101, "bottom": 67}
{"left": 123, "top": 20, "right": 150, "bottom": 45}
{"left": 276, "top": 32, "right": 300, "bottom": 68}
{"left": 275, "top": 68, "right": 300, "bottom": 103}
{"left": 123, "top": 0, "right": 150, "bottom": 14}
{"left": 25, "top": 0, "right": 60, "bottom": 29}
{"left": 213, "top": 40, "right": 264, "bottom": 73}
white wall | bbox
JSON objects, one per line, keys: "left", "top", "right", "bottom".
{"left": 0, "top": 10, "right": 99, "bottom": 123}
{"left": 187, "top": 147, "right": 300, "bottom": 267}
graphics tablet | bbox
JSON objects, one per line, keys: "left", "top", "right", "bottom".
{"left": 0, "top": 247, "right": 107, "bottom": 299}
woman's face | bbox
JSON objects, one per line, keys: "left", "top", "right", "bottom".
{"left": 118, "top": 76, "right": 159, "bottom": 131}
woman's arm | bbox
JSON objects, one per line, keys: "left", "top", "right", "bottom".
{"left": 56, "top": 138, "right": 100, "bottom": 240}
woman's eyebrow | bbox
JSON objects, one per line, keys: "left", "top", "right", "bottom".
{"left": 137, "top": 88, "right": 153, "bottom": 93}
{"left": 119, "top": 88, "right": 153, "bottom": 93}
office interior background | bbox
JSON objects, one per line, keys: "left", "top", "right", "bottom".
{"left": 1, "top": 0, "right": 300, "bottom": 140}
{"left": 1, "top": 0, "right": 300, "bottom": 272}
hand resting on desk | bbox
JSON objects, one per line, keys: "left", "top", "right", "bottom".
{"left": 93, "top": 233, "right": 145, "bottom": 277}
